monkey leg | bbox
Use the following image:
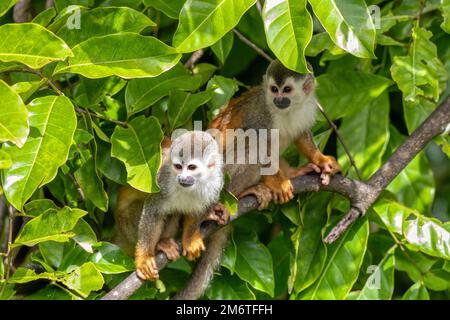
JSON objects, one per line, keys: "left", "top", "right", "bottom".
{"left": 296, "top": 130, "right": 341, "bottom": 185}
{"left": 238, "top": 183, "right": 273, "bottom": 210}
{"left": 182, "top": 215, "right": 205, "bottom": 261}
{"left": 156, "top": 215, "right": 180, "bottom": 261}
{"left": 135, "top": 246, "right": 159, "bottom": 281}
{"left": 202, "top": 203, "right": 230, "bottom": 225}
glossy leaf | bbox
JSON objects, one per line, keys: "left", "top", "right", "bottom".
{"left": 143, "top": 0, "right": 185, "bottom": 19}
{"left": 111, "top": 116, "right": 163, "bottom": 193}
{"left": 167, "top": 90, "right": 214, "bottom": 130}
{"left": 206, "top": 271, "right": 256, "bottom": 299}
{"left": 402, "top": 282, "right": 430, "bottom": 300}
{"left": 403, "top": 98, "right": 435, "bottom": 134}
{"left": 391, "top": 26, "right": 448, "bottom": 103}
{"left": 9, "top": 267, "right": 67, "bottom": 284}
{"left": 263, "top": 0, "right": 312, "bottom": 73}
{"left": 89, "top": 242, "right": 134, "bottom": 274}
{"left": 0, "top": 23, "right": 72, "bottom": 69}
{"left": 32, "top": 7, "right": 57, "bottom": 27}
{"left": 442, "top": 0, "right": 450, "bottom": 33}
{"left": 355, "top": 247, "right": 395, "bottom": 300}
{"left": 72, "top": 219, "right": 98, "bottom": 253}
{"left": 11, "top": 80, "right": 46, "bottom": 102}
{"left": 337, "top": 92, "right": 390, "bottom": 179}
{"left": 206, "top": 75, "right": 240, "bottom": 118}
{"left": 54, "top": 33, "right": 181, "bottom": 79}
{"left": 308, "top": 0, "right": 376, "bottom": 58}
{"left": 299, "top": 217, "right": 369, "bottom": 300}
{"left": 0, "top": 150, "right": 12, "bottom": 169}
{"left": 316, "top": 72, "right": 393, "bottom": 120}
{"left": 234, "top": 232, "right": 275, "bottom": 296}
{"left": 0, "top": 80, "right": 28, "bottom": 147}
{"left": 13, "top": 207, "right": 87, "bottom": 247}
{"left": 0, "top": 0, "right": 18, "bottom": 17}
{"left": 56, "top": 7, "right": 155, "bottom": 47}
{"left": 74, "top": 76, "right": 126, "bottom": 109}
{"left": 292, "top": 193, "right": 329, "bottom": 294}
{"left": 211, "top": 31, "right": 234, "bottom": 65}
{"left": 2, "top": 96, "right": 77, "bottom": 210}
{"left": 173, "top": 0, "right": 256, "bottom": 52}
{"left": 24, "top": 199, "right": 59, "bottom": 217}
{"left": 65, "top": 262, "right": 104, "bottom": 298}
{"left": 268, "top": 234, "right": 291, "bottom": 297}
{"left": 125, "top": 64, "right": 202, "bottom": 116}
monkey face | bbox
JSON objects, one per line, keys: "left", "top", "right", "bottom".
{"left": 172, "top": 158, "right": 216, "bottom": 188}
{"left": 265, "top": 74, "right": 315, "bottom": 110}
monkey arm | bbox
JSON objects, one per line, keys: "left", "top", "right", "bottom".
{"left": 181, "top": 215, "right": 205, "bottom": 261}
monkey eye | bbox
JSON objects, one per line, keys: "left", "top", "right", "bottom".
{"left": 174, "top": 164, "right": 182, "bottom": 170}
{"left": 283, "top": 86, "right": 292, "bottom": 93}
{"left": 270, "top": 86, "right": 278, "bottom": 93}
{"left": 187, "top": 164, "right": 197, "bottom": 170}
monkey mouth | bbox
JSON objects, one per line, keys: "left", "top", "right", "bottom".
{"left": 273, "top": 97, "right": 291, "bottom": 109}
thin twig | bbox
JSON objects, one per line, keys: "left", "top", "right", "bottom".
{"left": 75, "top": 107, "right": 127, "bottom": 127}
{"left": 0, "top": 206, "right": 15, "bottom": 297}
{"left": 314, "top": 99, "right": 363, "bottom": 180}
{"left": 184, "top": 49, "right": 205, "bottom": 70}
{"left": 232, "top": 29, "right": 272, "bottom": 62}
{"left": 13, "top": 0, "right": 33, "bottom": 23}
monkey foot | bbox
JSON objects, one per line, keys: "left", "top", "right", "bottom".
{"left": 270, "top": 178, "right": 294, "bottom": 204}
{"left": 157, "top": 238, "right": 180, "bottom": 261}
{"left": 204, "top": 203, "right": 230, "bottom": 225}
{"left": 135, "top": 254, "right": 158, "bottom": 281}
{"left": 182, "top": 237, "right": 205, "bottom": 261}
{"left": 314, "top": 155, "right": 341, "bottom": 186}
{"left": 239, "top": 184, "right": 273, "bottom": 210}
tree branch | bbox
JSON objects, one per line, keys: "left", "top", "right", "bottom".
{"left": 102, "top": 95, "right": 450, "bottom": 300}
{"left": 184, "top": 49, "right": 205, "bottom": 70}
{"left": 232, "top": 29, "right": 272, "bottom": 62}
{"left": 13, "top": 0, "right": 33, "bottom": 23}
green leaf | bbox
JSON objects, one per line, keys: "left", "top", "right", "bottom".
{"left": 396, "top": 248, "right": 436, "bottom": 283}
{"left": 0, "top": 80, "right": 28, "bottom": 147}
{"left": 402, "top": 282, "right": 430, "bottom": 300}
{"left": 72, "top": 219, "right": 98, "bottom": 253}
{"left": 89, "top": 242, "right": 134, "bottom": 274}
{"left": 111, "top": 116, "right": 163, "bottom": 193}
{"left": 385, "top": 126, "right": 435, "bottom": 213}
{"left": 211, "top": 32, "right": 234, "bottom": 65}
{"left": 13, "top": 207, "right": 87, "bottom": 247}
{"left": 74, "top": 157, "right": 109, "bottom": 212}
{"left": 2, "top": 95, "right": 77, "bottom": 210}
{"left": 390, "top": 26, "right": 448, "bottom": 103}
{"left": 206, "top": 271, "right": 256, "bottom": 299}
{"left": 47, "top": 5, "right": 89, "bottom": 32}
{"left": 32, "top": 7, "right": 57, "bottom": 27}
{"left": 56, "top": 7, "right": 155, "bottom": 47}
{"left": 55, "top": 0, "right": 94, "bottom": 11}
{"left": 219, "top": 189, "right": 239, "bottom": 217}
{"left": 0, "top": 0, "right": 18, "bottom": 17}
{"left": 173, "top": 0, "right": 256, "bottom": 52}
{"left": 316, "top": 72, "right": 393, "bottom": 120}
{"left": 74, "top": 76, "right": 126, "bottom": 109}
{"left": 11, "top": 80, "right": 46, "bottom": 102}
{"left": 305, "top": 32, "right": 342, "bottom": 57}
{"left": 263, "top": 0, "right": 312, "bottom": 73}
{"left": 65, "top": 262, "right": 104, "bottom": 298}
{"left": 299, "top": 217, "right": 369, "bottom": 300}
{"left": 96, "top": 139, "right": 127, "bottom": 184}
{"left": 442, "top": 0, "right": 450, "bottom": 33}
{"left": 167, "top": 89, "right": 213, "bottom": 130}
{"left": 403, "top": 98, "right": 435, "bottom": 134}
{"left": 337, "top": 92, "right": 390, "bottom": 179}
{"left": 234, "top": 232, "right": 274, "bottom": 296}
{"left": 292, "top": 193, "right": 329, "bottom": 294}
{"left": 143, "top": 0, "right": 185, "bottom": 19}
{"left": 39, "top": 241, "right": 65, "bottom": 269}
{"left": 268, "top": 234, "right": 291, "bottom": 298}
{"left": 308, "top": 0, "right": 376, "bottom": 58}
{"left": 206, "top": 75, "right": 240, "bottom": 118}
{"left": 423, "top": 268, "right": 450, "bottom": 291}
{"left": 125, "top": 63, "right": 202, "bottom": 116}
{"left": 9, "top": 267, "right": 67, "bottom": 284}
{"left": 192, "top": 63, "right": 218, "bottom": 87}
{"left": 54, "top": 33, "right": 181, "bottom": 79}
{"left": 24, "top": 199, "right": 59, "bottom": 217}
{"left": 355, "top": 247, "right": 396, "bottom": 300}
{"left": 221, "top": 234, "right": 237, "bottom": 273}
{"left": 0, "top": 150, "right": 12, "bottom": 169}
{"left": 0, "top": 23, "right": 72, "bottom": 69}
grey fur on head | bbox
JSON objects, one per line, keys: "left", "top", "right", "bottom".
{"left": 265, "top": 60, "right": 313, "bottom": 86}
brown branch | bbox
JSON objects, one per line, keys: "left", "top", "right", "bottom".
{"left": 184, "top": 49, "right": 205, "bottom": 70}
{"left": 232, "top": 29, "right": 272, "bottom": 62}
{"left": 13, "top": 0, "right": 33, "bottom": 23}
{"left": 45, "top": 0, "right": 54, "bottom": 9}
{"left": 102, "top": 95, "right": 450, "bottom": 300}
{"left": 0, "top": 206, "right": 15, "bottom": 297}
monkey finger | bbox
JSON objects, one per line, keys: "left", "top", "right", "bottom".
{"left": 320, "top": 173, "right": 331, "bottom": 186}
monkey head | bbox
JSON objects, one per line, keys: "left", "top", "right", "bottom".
{"left": 169, "top": 131, "right": 223, "bottom": 189}
{"left": 263, "top": 60, "right": 315, "bottom": 110}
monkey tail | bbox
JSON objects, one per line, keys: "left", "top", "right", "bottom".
{"left": 174, "top": 225, "right": 232, "bottom": 300}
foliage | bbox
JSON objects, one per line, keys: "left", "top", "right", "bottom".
{"left": 0, "top": 0, "right": 449, "bottom": 300}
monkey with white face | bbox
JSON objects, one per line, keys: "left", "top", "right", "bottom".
{"left": 115, "top": 131, "right": 229, "bottom": 281}
{"left": 175, "top": 60, "right": 340, "bottom": 299}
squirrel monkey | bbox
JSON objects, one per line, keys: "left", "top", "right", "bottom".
{"left": 175, "top": 60, "right": 340, "bottom": 299}
{"left": 114, "top": 131, "right": 229, "bottom": 281}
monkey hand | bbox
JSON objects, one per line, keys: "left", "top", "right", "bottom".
{"left": 313, "top": 155, "right": 340, "bottom": 186}
{"left": 238, "top": 183, "right": 273, "bottom": 210}
{"left": 157, "top": 238, "right": 180, "bottom": 261}
{"left": 135, "top": 249, "right": 159, "bottom": 281}
{"left": 204, "top": 203, "right": 230, "bottom": 225}
{"left": 182, "top": 235, "right": 205, "bottom": 261}
{"left": 286, "top": 163, "right": 321, "bottom": 179}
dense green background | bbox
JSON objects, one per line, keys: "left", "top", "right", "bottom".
{"left": 0, "top": 0, "right": 449, "bottom": 300}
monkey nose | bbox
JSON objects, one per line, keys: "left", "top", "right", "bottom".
{"left": 177, "top": 175, "right": 195, "bottom": 187}
{"left": 273, "top": 97, "right": 291, "bottom": 109}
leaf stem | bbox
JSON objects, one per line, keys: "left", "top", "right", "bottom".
{"left": 0, "top": 206, "right": 15, "bottom": 297}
